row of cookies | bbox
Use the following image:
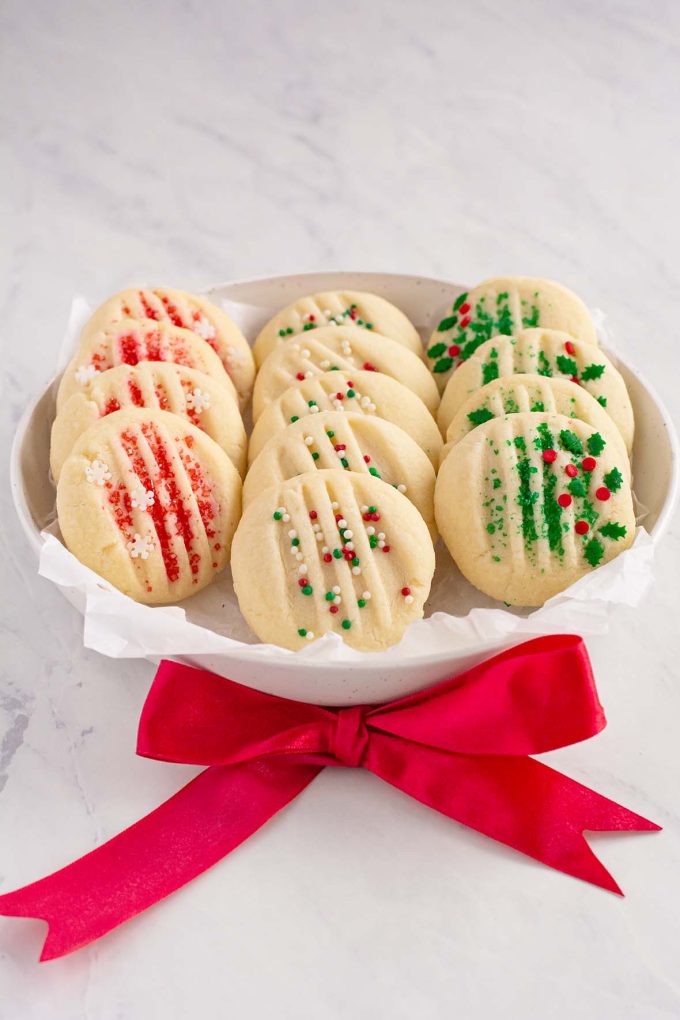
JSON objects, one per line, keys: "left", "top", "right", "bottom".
{"left": 429, "top": 277, "right": 636, "bottom": 606}
{"left": 231, "top": 290, "right": 443, "bottom": 650}
{"left": 53, "top": 289, "right": 253, "bottom": 603}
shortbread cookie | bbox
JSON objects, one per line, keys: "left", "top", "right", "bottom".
{"left": 435, "top": 412, "right": 635, "bottom": 607}
{"left": 252, "top": 326, "right": 439, "bottom": 419}
{"left": 444, "top": 374, "right": 629, "bottom": 477}
{"left": 426, "top": 277, "right": 598, "bottom": 392}
{"left": 244, "top": 412, "right": 436, "bottom": 537}
{"left": 51, "top": 363, "right": 247, "bottom": 481}
{"left": 80, "top": 288, "right": 255, "bottom": 404}
{"left": 248, "top": 371, "right": 443, "bottom": 466}
{"left": 58, "top": 318, "right": 232, "bottom": 410}
{"left": 436, "top": 329, "right": 634, "bottom": 451}
{"left": 232, "top": 469, "right": 435, "bottom": 651}
{"left": 57, "top": 408, "right": 241, "bottom": 604}
{"left": 253, "top": 290, "right": 422, "bottom": 366}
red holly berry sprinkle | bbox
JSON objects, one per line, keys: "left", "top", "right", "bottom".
{"left": 575, "top": 521, "right": 590, "bottom": 535}
{"left": 364, "top": 455, "right": 371, "bottom": 463}
{"left": 323, "top": 553, "right": 332, "bottom": 563}
{"left": 309, "top": 510, "right": 318, "bottom": 520}
{"left": 459, "top": 302, "right": 471, "bottom": 316}
{"left": 542, "top": 449, "right": 557, "bottom": 464}
{"left": 382, "top": 545, "right": 391, "bottom": 553}
{"left": 459, "top": 316, "right": 471, "bottom": 329}
{"left": 565, "top": 341, "right": 575, "bottom": 355}
{"left": 363, "top": 362, "right": 377, "bottom": 371}
{"left": 558, "top": 493, "right": 572, "bottom": 508}
{"left": 296, "top": 372, "right": 305, "bottom": 381}
{"left": 582, "top": 457, "right": 597, "bottom": 472}
{"left": 308, "top": 314, "right": 315, "bottom": 321}
{"left": 330, "top": 605, "right": 339, "bottom": 614}
{"left": 401, "top": 587, "right": 411, "bottom": 596}
{"left": 335, "top": 392, "right": 344, "bottom": 400}
{"left": 565, "top": 464, "right": 578, "bottom": 478}
{"left": 596, "top": 487, "right": 611, "bottom": 501}
{"left": 298, "top": 578, "right": 308, "bottom": 587}
{"left": 448, "top": 344, "right": 461, "bottom": 357}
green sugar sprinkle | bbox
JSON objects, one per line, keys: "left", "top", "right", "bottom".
{"left": 580, "top": 499, "right": 599, "bottom": 527}
{"left": 559, "top": 429, "right": 583, "bottom": 455}
{"left": 521, "top": 304, "right": 540, "bottom": 328}
{"left": 530, "top": 401, "right": 545, "bottom": 412}
{"left": 492, "top": 555, "right": 501, "bottom": 563}
{"left": 584, "top": 538, "right": 605, "bottom": 567}
{"left": 556, "top": 355, "right": 578, "bottom": 376}
{"left": 587, "top": 433, "right": 606, "bottom": 455}
{"left": 517, "top": 458, "right": 539, "bottom": 544}
{"left": 482, "top": 360, "right": 499, "bottom": 385}
{"left": 492, "top": 477, "right": 501, "bottom": 489}
{"left": 581, "top": 363, "right": 606, "bottom": 381}
{"left": 599, "top": 521, "right": 627, "bottom": 540}
{"left": 537, "top": 351, "right": 553, "bottom": 377}
{"left": 603, "top": 467, "right": 624, "bottom": 492}
{"left": 542, "top": 466, "right": 564, "bottom": 554}
{"left": 534, "top": 423, "right": 555, "bottom": 451}
{"left": 487, "top": 523, "right": 496, "bottom": 534}
{"left": 468, "top": 407, "right": 495, "bottom": 426}
{"left": 514, "top": 436, "right": 526, "bottom": 450}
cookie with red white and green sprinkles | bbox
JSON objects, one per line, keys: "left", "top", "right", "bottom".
{"left": 252, "top": 290, "right": 423, "bottom": 367}
{"left": 244, "top": 411, "right": 436, "bottom": 537}
{"left": 435, "top": 412, "right": 634, "bottom": 607}
{"left": 436, "top": 329, "right": 634, "bottom": 452}
{"left": 426, "top": 277, "right": 598, "bottom": 393}
{"left": 57, "top": 408, "right": 242, "bottom": 605}
{"left": 51, "top": 362, "right": 247, "bottom": 482}
{"left": 247, "top": 371, "right": 443, "bottom": 467}
{"left": 79, "top": 288, "right": 255, "bottom": 406}
{"left": 443, "top": 373, "right": 629, "bottom": 477}
{"left": 58, "top": 318, "right": 233, "bottom": 410}
{"left": 231, "top": 469, "right": 435, "bottom": 651}
{"left": 252, "top": 326, "right": 439, "bottom": 419}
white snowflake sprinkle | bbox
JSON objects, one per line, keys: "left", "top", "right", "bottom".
{"left": 75, "top": 364, "right": 100, "bottom": 386}
{"left": 193, "top": 315, "right": 216, "bottom": 341}
{"left": 84, "top": 459, "right": 111, "bottom": 486}
{"left": 186, "top": 387, "right": 211, "bottom": 413}
{"left": 127, "top": 533, "right": 154, "bottom": 560}
{"left": 130, "top": 487, "right": 155, "bottom": 512}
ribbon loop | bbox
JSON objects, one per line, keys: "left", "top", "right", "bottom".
{"left": 332, "top": 706, "right": 370, "bottom": 767}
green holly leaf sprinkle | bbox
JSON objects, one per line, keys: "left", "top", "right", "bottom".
{"left": 603, "top": 467, "right": 624, "bottom": 492}
{"left": 587, "top": 433, "right": 606, "bottom": 455}
{"left": 584, "top": 538, "right": 605, "bottom": 567}
{"left": 568, "top": 477, "right": 587, "bottom": 497}
{"left": 581, "top": 363, "right": 606, "bottom": 381}
{"left": 453, "top": 292, "right": 469, "bottom": 311}
{"left": 556, "top": 355, "right": 578, "bottom": 376}
{"left": 599, "top": 521, "right": 627, "bottom": 540}
{"left": 436, "top": 316, "right": 457, "bottom": 333}
{"left": 433, "top": 356, "right": 454, "bottom": 373}
{"left": 468, "top": 407, "right": 495, "bottom": 426}
{"left": 597, "top": 395, "right": 608, "bottom": 408}
{"left": 530, "top": 400, "right": 545, "bottom": 412}
{"left": 514, "top": 436, "right": 526, "bottom": 450}
{"left": 559, "top": 429, "right": 584, "bottom": 455}
{"left": 427, "top": 341, "right": 448, "bottom": 358}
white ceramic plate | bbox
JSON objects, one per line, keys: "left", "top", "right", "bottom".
{"left": 10, "top": 272, "right": 680, "bottom": 705}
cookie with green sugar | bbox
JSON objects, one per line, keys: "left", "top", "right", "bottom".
{"left": 435, "top": 412, "right": 635, "bottom": 607}
{"left": 443, "top": 374, "right": 629, "bottom": 478}
{"left": 253, "top": 290, "right": 422, "bottom": 367}
{"left": 436, "top": 329, "right": 634, "bottom": 452}
{"left": 426, "top": 277, "right": 598, "bottom": 393}
{"left": 232, "top": 468, "right": 435, "bottom": 651}
{"left": 245, "top": 411, "right": 436, "bottom": 538}
{"left": 248, "top": 370, "right": 443, "bottom": 467}
{"left": 252, "top": 326, "right": 439, "bottom": 420}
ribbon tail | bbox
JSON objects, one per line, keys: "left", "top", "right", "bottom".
{"left": 0, "top": 760, "right": 320, "bottom": 961}
{"left": 365, "top": 734, "right": 660, "bottom": 895}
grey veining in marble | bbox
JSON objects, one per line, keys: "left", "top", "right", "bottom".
{"left": 1, "top": 1, "right": 680, "bottom": 1017}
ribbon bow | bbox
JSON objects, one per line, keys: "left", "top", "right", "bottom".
{"left": 0, "top": 635, "right": 659, "bottom": 961}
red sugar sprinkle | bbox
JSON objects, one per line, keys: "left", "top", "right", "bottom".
{"left": 582, "top": 457, "right": 597, "bottom": 472}
{"left": 382, "top": 545, "right": 391, "bottom": 553}
{"left": 459, "top": 302, "right": 471, "bottom": 315}
{"left": 401, "top": 587, "right": 411, "bottom": 596}
{"left": 558, "top": 493, "right": 572, "bottom": 508}
{"left": 459, "top": 316, "right": 471, "bottom": 329}
{"left": 596, "top": 486, "right": 611, "bottom": 501}
{"left": 323, "top": 553, "right": 332, "bottom": 562}
{"left": 309, "top": 510, "right": 318, "bottom": 519}
{"left": 214, "top": 543, "right": 221, "bottom": 550}
{"left": 448, "top": 344, "right": 461, "bottom": 357}
{"left": 103, "top": 398, "right": 121, "bottom": 415}
{"left": 565, "top": 464, "right": 578, "bottom": 478}
{"left": 575, "top": 520, "right": 590, "bottom": 535}
{"left": 296, "top": 372, "right": 305, "bottom": 381}
{"left": 565, "top": 341, "right": 575, "bottom": 355}
{"left": 330, "top": 605, "right": 339, "bottom": 614}
{"left": 298, "top": 578, "right": 308, "bottom": 587}
{"left": 128, "top": 379, "right": 144, "bottom": 406}
{"left": 542, "top": 449, "right": 557, "bottom": 463}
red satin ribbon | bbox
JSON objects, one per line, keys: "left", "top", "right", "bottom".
{"left": 0, "top": 635, "right": 659, "bottom": 961}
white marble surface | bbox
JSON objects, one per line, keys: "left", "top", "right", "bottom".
{"left": 2, "top": 1, "right": 680, "bottom": 1017}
